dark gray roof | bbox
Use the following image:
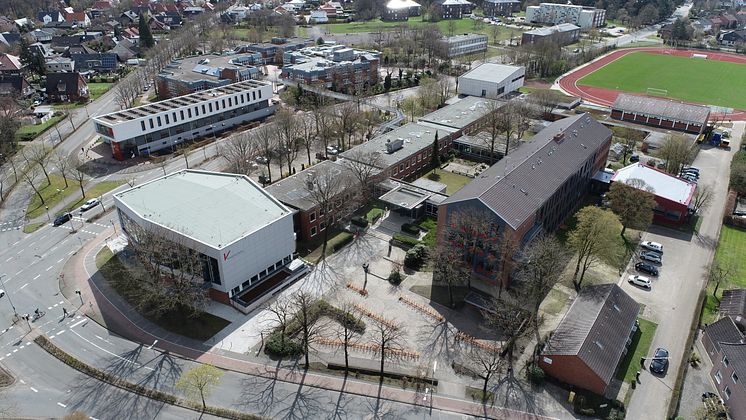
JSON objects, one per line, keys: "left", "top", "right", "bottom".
{"left": 265, "top": 160, "right": 356, "bottom": 211}
{"left": 705, "top": 317, "right": 745, "bottom": 353}
{"left": 612, "top": 93, "right": 711, "bottom": 125}
{"left": 720, "top": 289, "right": 746, "bottom": 319}
{"left": 443, "top": 113, "right": 611, "bottom": 229}
{"left": 543, "top": 284, "right": 640, "bottom": 388}
{"left": 721, "top": 343, "right": 746, "bottom": 382}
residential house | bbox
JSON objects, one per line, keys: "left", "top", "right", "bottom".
{"left": 437, "top": 113, "right": 612, "bottom": 290}
{"left": 69, "top": 52, "right": 119, "bottom": 72}
{"left": 482, "top": 0, "right": 520, "bottom": 17}
{"left": 719, "top": 29, "right": 746, "bottom": 46}
{"left": 90, "top": 1, "right": 115, "bottom": 19}
{"left": 539, "top": 284, "right": 640, "bottom": 396}
{"left": 382, "top": 0, "right": 422, "bottom": 21}
{"left": 702, "top": 317, "right": 746, "bottom": 420}
{"left": 46, "top": 56, "right": 75, "bottom": 72}
{"left": 38, "top": 11, "right": 65, "bottom": 26}
{"left": 154, "top": 12, "right": 183, "bottom": 28}
{"left": 720, "top": 289, "right": 746, "bottom": 329}
{"left": 65, "top": 11, "right": 91, "bottom": 28}
{"left": 119, "top": 11, "right": 139, "bottom": 26}
{"left": 29, "top": 28, "right": 55, "bottom": 43}
{"left": 433, "top": 0, "right": 474, "bottom": 20}
{"left": 46, "top": 72, "right": 89, "bottom": 102}
{"left": 110, "top": 39, "right": 138, "bottom": 62}
{"left": 0, "top": 75, "right": 33, "bottom": 97}
{"left": 0, "top": 54, "right": 23, "bottom": 75}
{"left": 308, "top": 10, "right": 329, "bottom": 23}
{"left": 320, "top": 2, "right": 345, "bottom": 18}
{"left": 0, "top": 32, "right": 21, "bottom": 49}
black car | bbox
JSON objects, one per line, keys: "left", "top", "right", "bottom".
{"left": 53, "top": 213, "right": 72, "bottom": 227}
{"left": 650, "top": 347, "right": 669, "bottom": 374}
{"left": 635, "top": 262, "right": 659, "bottom": 276}
{"left": 630, "top": 154, "right": 640, "bottom": 163}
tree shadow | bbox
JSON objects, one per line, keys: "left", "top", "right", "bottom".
{"left": 64, "top": 368, "right": 166, "bottom": 418}
{"left": 491, "top": 367, "right": 539, "bottom": 415}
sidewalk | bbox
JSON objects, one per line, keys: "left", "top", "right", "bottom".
{"left": 60, "top": 227, "right": 554, "bottom": 419}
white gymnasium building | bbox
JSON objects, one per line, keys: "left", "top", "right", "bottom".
{"left": 114, "top": 170, "right": 304, "bottom": 310}
{"left": 93, "top": 80, "right": 275, "bottom": 160}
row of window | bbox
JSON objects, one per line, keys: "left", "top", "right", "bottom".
{"left": 230, "top": 255, "right": 293, "bottom": 297}
{"left": 391, "top": 146, "right": 435, "bottom": 178}
{"left": 139, "top": 89, "right": 264, "bottom": 132}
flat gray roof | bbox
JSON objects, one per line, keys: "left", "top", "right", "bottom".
{"left": 612, "top": 93, "right": 711, "bottom": 125}
{"left": 419, "top": 96, "right": 504, "bottom": 131}
{"left": 458, "top": 63, "right": 523, "bottom": 84}
{"left": 340, "top": 122, "right": 449, "bottom": 168}
{"left": 115, "top": 170, "right": 291, "bottom": 249}
{"left": 265, "top": 160, "right": 357, "bottom": 211}
{"left": 525, "top": 23, "right": 580, "bottom": 36}
{"left": 159, "top": 54, "right": 256, "bottom": 82}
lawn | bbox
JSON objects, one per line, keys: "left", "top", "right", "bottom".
{"left": 23, "top": 222, "right": 45, "bottom": 233}
{"left": 702, "top": 225, "right": 746, "bottom": 323}
{"left": 577, "top": 52, "right": 746, "bottom": 110}
{"left": 416, "top": 216, "right": 437, "bottom": 247}
{"left": 616, "top": 318, "right": 657, "bottom": 383}
{"left": 15, "top": 115, "right": 65, "bottom": 141}
{"left": 62, "top": 180, "right": 126, "bottom": 213}
{"left": 422, "top": 169, "right": 471, "bottom": 195}
{"left": 88, "top": 82, "right": 114, "bottom": 101}
{"left": 95, "top": 248, "right": 231, "bottom": 342}
{"left": 325, "top": 17, "right": 514, "bottom": 41}
{"left": 26, "top": 175, "right": 78, "bottom": 219}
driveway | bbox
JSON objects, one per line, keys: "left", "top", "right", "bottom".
{"left": 623, "top": 122, "right": 744, "bottom": 419}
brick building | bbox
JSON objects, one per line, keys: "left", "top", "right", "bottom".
{"left": 482, "top": 0, "right": 520, "bottom": 17}
{"left": 156, "top": 54, "right": 260, "bottom": 100}
{"left": 702, "top": 316, "right": 746, "bottom": 419}
{"left": 282, "top": 45, "right": 379, "bottom": 94}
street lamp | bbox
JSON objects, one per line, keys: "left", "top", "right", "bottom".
{"left": 98, "top": 196, "right": 105, "bottom": 212}
{"left": 45, "top": 206, "right": 50, "bottom": 221}
{"left": 75, "top": 290, "right": 84, "bottom": 306}
{"left": 0, "top": 274, "right": 18, "bottom": 316}
{"left": 362, "top": 262, "right": 370, "bottom": 291}
{"left": 110, "top": 219, "right": 117, "bottom": 234}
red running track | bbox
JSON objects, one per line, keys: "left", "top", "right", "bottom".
{"left": 557, "top": 47, "right": 746, "bottom": 120}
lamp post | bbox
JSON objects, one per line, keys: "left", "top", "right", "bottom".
{"left": 362, "top": 262, "right": 369, "bottom": 291}
{"left": 0, "top": 275, "right": 18, "bottom": 316}
{"left": 98, "top": 196, "right": 105, "bottom": 212}
{"left": 110, "top": 219, "right": 117, "bottom": 234}
{"left": 75, "top": 290, "right": 84, "bottom": 306}
{"left": 45, "top": 206, "right": 50, "bottom": 221}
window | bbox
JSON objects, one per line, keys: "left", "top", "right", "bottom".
{"left": 309, "top": 211, "right": 316, "bottom": 222}
{"left": 201, "top": 104, "right": 206, "bottom": 114}
{"left": 242, "top": 279, "right": 251, "bottom": 288}
{"left": 149, "top": 119, "right": 154, "bottom": 129}
{"left": 399, "top": 164, "right": 404, "bottom": 172}
{"left": 405, "top": 161, "right": 409, "bottom": 168}
{"left": 276, "top": 260, "right": 282, "bottom": 268}
{"left": 173, "top": 112, "right": 177, "bottom": 122}
{"left": 715, "top": 370, "right": 722, "bottom": 384}
{"left": 251, "top": 275, "right": 258, "bottom": 283}
{"left": 140, "top": 121, "right": 146, "bottom": 131}
{"left": 194, "top": 107, "right": 199, "bottom": 116}
{"left": 310, "top": 226, "right": 317, "bottom": 237}
{"left": 222, "top": 99, "right": 226, "bottom": 108}
{"left": 320, "top": 221, "right": 326, "bottom": 231}
{"left": 188, "top": 108, "right": 192, "bottom": 118}
{"left": 252, "top": 91, "right": 256, "bottom": 101}
{"left": 723, "top": 356, "right": 730, "bottom": 367}
{"left": 724, "top": 386, "right": 731, "bottom": 400}
{"left": 156, "top": 116, "right": 162, "bottom": 127}
{"left": 319, "top": 207, "right": 325, "bottom": 216}
{"left": 164, "top": 114, "right": 169, "bottom": 124}
{"left": 733, "top": 372, "right": 739, "bottom": 383}
{"left": 258, "top": 90, "right": 262, "bottom": 98}
{"left": 208, "top": 102, "right": 213, "bottom": 112}
{"left": 180, "top": 110, "right": 185, "bottom": 120}
{"left": 228, "top": 97, "right": 232, "bottom": 107}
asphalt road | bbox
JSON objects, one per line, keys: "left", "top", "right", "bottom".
{"left": 623, "top": 122, "right": 744, "bottom": 418}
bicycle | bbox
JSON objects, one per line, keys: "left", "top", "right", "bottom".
{"left": 32, "top": 311, "right": 46, "bottom": 322}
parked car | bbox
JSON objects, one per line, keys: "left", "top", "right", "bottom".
{"left": 640, "top": 251, "right": 662, "bottom": 264}
{"left": 650, "top": 347, "right": 669, "bottom": 374}
{"left": 628, "top": 275, "right": 652, "bottom": 289}
{"left": 630, "top": 154, "right": 640, "bottom": 163}
{"left": 682, "top": 166, "right": 700, "bottom": 175}
{"left": 0, "top": 289, "right": 4, "bottom": 298}
{"left": 681, "top": 168, "right": 699, "bottom": 177}
{"left": 255, "top": 156, "right": 268, "bottom": 164}
{"left": 326, "top": 145, "right": 340, "bottom": 155}
{"left": 80, "top": 198, "right": 100, "bottom": 212}
{"left": 635, "top": 262, "right": 659, "bottom": 276}
{"left": 641, "top": 241, "right": 663, "bottom": 253}
{"left": 53, "top": 213, "right": 72, "bottom": 227}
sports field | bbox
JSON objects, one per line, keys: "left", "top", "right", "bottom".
{"left": 577, "top": 52, "right": 746, "bottom": 110}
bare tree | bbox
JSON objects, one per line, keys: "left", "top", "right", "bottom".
{"left": 274, "top": 108, "right": 300, "bottom": 177}
{"left": 372, "top": 318, "right": 406, "bottom": 381}
{"left": 264, "top": 296, "right": 294, "bottom": 351}
{"left": 614, "top": 127, "right": 645, "bottom": 164}
{"left": 73, "top": 167, "right": 87, "bottom": 198}
{"left": 291, "top": 290, "right": 324, "bottom": 368}
{"left": 482, "top": 297, "right": 530, "bottom": 357}
{"left": 468, "top": 344, "right": 504, "bottom": 402}
{"left": 691, "top": 184, "right": 714, "bottom": 215}
{"left": 297, "top": 113, "right": 317, "bottom": 166}
{"left": 656, "top": 134, "right": 695, "bottom": 174}
{"left": 567, "top": 206, "right": 620, "bottom": 291}
{"left": 54, "top": 150, "right": 71, "bottom": 188}
{"left": 335, "top": 301, "right": 364, "bottom": 373}
{"left": 305, "top": 165, "right": 357, "bottom": 261}
{"left": 431, "top": 243, "right": 470, "bottom": 307}
{"left": 222, "top": 131, "right": 258, "bottom": 175}
{"left": 23, "top": 145, "right": 51, "bottom": 186}
{"left": 530, "top": 89, "right": 564, "bottom": 119}
{"left": 255, "top": 125, "right": 277, "bottom": 183}
{"left": 336, "top": 102, "right": 362, "bottom": 150}
{"left": 481, "top": 100, "right": 504, "bottom": 164}
{"left": 708, "top": 261, "right": 732, "bottom": 302}
{"left": 607, "top": 179, "right": 657, "bottom": 237}
{"left": 340, "top": 148, "right": 382, "bottom": 199}
{"left": 515, "top": 234, "right": 567, "bottom": 345}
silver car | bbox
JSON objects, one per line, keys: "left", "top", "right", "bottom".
{"left": 640, "top": 251, "right": 662, "bottom": 264}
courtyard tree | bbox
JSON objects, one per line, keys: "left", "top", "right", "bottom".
{"left": 305, "top": 165, "right": 357, "bottom": 262}
{"left": 482, "top": 100, "right": 504, "bottom": 163}
{"left": 656, "top": 134, "right": 695, "bottom": 174}
{"left": 530, "top": 89, "right": 564, "bottom": 120}
{"left": 482, "top": 297, "right": 531, "bottom": 357}
{"left": 614, "top": 127, "right": 646, "bottom": 164}
{"left": 263, "top": 296, "right": 296, "bottom": 355}
{"left": 341, "top": 148, "right": 382, "bottom": 199}
{"left": 54, "top": 150, "right": 71, "bottom": 188}
{"left": 515, "top": 234, "right": 567, "bottom": 344}
{"left": 567, "top": 206, "right": 621, "bottom": 291}
{"left": 274, "top": 108, "right": 300, "bottom": 177}
{"left": 432, "top": 243, "right": 470, "bottom": 307}
{"left": 607, "top": 179, "right": 657, "bottom": 237}
{"left": 336, "top": 102, "right": 362, "bottom": 150}
{"left": 709, "top": 260, "right": 732, "bottom": 302}
{"left": 335, "top": 301, "right": 364, "bottom": 372}
{"left": 297, "top": 113, "right": 318, "bottom": 166}
{"left": 730, "top": 151, "right": 746, "bottom": 195}
{"left": 468, "top": 343, "right": 504, "bottom": 402}
{"left": 0, "top": 96, "right": 21, "bottom": 159}
{"left": 254, "top": 125, "right": 278, "bottom": 183}
{"left": 373, "top": 317, "right": 406, "bottom": 381}
{"left": 138, "top": 14, "right": 155, "bottom": 49}
{"left": 21, "top": 165, "right": 45, "bottom": 206}
{"left": 291, "top": 290, "right": 324, "bottom": 369}
{"left": 176, "top": 364, "right": 223, "bottom": 410}
{"left": 223, "top": 131, "right": 258, "bottom": 175}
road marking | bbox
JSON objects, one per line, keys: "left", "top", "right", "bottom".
{"left": 18, "top": 283, "right": 28, "bottom": 291}
{"left": 19, "top": 380, "right": 24, "bottom": 384}
{"left": 49, "top": 335, "right": 55, "bottom": 339}
{"left": 47, "top": 306, "right": 52, "bottom": 310}
{"left": 57, "top": 402, "right": 66, "bottom": 408}
{"left": 70, "top": 319, "right": 86, "bottom": 328}
{"left": 5, "top": 257, "right": 12, "bottom": 262}
{"left": 57, "top": 330, "right": 65, "bottom": 335}
{"left": 68, "top": 250, "right": 75, "bottom": 255}
{"left": 70, "top": 329, "right": 154, "bottom": 371}
{"left": 45, "top": 266, "right": 53, "bottom": 271}
{"left": 5, "top": 354, "right": 9, "bottom": 357}
{"left": 15, "top": 270, "right": 22, "bottom": 275}
{"left": 30, "top": 387, "right": 38, "bottom": 393}
{"left": 59, "top": 301, "right": 63, "bottom": 305}
{"left": 19, "top": 345, "right": 24, "bottom": 349}
{"left": 32, "top": 274, "right": 40, "bottom": 280}
{"left": 12, "top": 349, "right": 17, "bottom": 353}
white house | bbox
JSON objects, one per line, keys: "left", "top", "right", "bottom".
{"left": 114, "top": 170, "right": 302, "bottom": 308}
{"left": 457, "top": 63, "right": 525, "bottom": 99}
{"left": 308, "top": 10, "right": 329, "bottom": 23}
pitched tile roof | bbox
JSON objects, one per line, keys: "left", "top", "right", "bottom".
{"left": 442, "top": 113, "right": 611, "bottom": 229}
{"left": 720, "top": 289, "right": 746, "bottom": 320}
{"left": 542, "top": 284, "right": 640, "bottom": 388}
{"left": 612, "top": 93, "right": 711, "bottom": 125}
{"left": 705, "top": 317, "right": 744, "bottom": 353}
{"left": 720, "top": 343, "right": 746, "bottom": 383}
{"left": 0, "top": 53, "right": 22, "bottom": 71}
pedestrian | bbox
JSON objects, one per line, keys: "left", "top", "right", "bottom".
{"left": 63, "top": 307, "right": 68, "bottom": 317}
{"left": 636, "top": 370, "right": 641, "bottom": 383}
{"left": 640, "top": 357, "right": 645, "bottom": 369}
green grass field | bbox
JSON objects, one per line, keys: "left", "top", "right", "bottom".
{"left": 15, "top": 115, "right": 65, "bottom": 141}
{"left": 616, "top": 318, "right": 657, "bottom": 383}
{"left": 88, "top": 82, "right": 114, "bottom": 101}
{"left": 578, "top": 52, "right": 746, "bottom": 110}
{"left": 325, "top": 17, "right": 516, "bottom": 42}
{"left": 703, "top": 225, "right": 746, "bottom": 323}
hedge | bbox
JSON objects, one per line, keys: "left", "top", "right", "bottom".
{"left": 392, "top": 234, "right": 421, "bottom": 248}
{"left": 401, "top": 223, "right": 420, "bottom": 235}
{"left": 351, "top": 216, "right": 369, "bottom": 228}
{"left": 34, "top": 336, "right": 266, "bottom": 420}
{"left": 332, "top": 232, "right": 354, "bottom": 252}
{"left": 265, "top": 300, "right": 365, "bottom": 357}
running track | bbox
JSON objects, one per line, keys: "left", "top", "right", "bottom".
{"left": 557, "top": 47, "right": 746, "bottom": 120}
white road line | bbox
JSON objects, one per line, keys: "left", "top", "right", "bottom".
{"left": 45, "top": 266, "right": 53, "bottom": 271}
{"left": 70, "top": 329, "right": 154, "bottom": 371}
{"left": 57, "top": 330, "right": 65, "bottom": 335}
{"left": 59, "top": 301, "right": 63, "bottom": 304}
{"left": 15, "top": 270, "right": 22, "bottom": 275}
{"left": 70, "top": 319, "right": 86, "bottom": 328}
{"left": 29, "top": 387, "right": 38, "bottom": 393}
{"left": 5, "top": 257, "right": 12, "bottom": 262}
{"left": 49, "top": 335, "right": 56, "bottom": 339}
{"left": 5, "top": 353, "right": 9, "bottom": 357}
{"left": 57, "top": 402, "right": 66, "bottom": 408}
{"left": 47, "top": 306, "right": 52, "bottom": 310}
{"left": 12, "top": 349, "right": 17, "bottom": 353}
{"left": 33, "top": 274, "right": 40, "bottom": 280}
{"left": 19, "top": 380, "right": 24, "bottom": 384}
{"left": 56, "top": 258, "right": 64, "bottom": 263}
{"left": 68, "top": 250, "right": 75, "bottom": 255}
{"left": 18, "top": 283, "right": 28, "bottom": 291}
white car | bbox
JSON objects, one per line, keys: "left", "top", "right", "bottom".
{"left": 628, "top": 275, "right": 652, "bottom": 289}
{"left": 80, "top": 198, "right": 100, "bottom": 212}
{"left": 640, "top": 241, "right": 663, "bottom": 253}
{"left": 0, "top": 289, "right": 4, "bottom": 298}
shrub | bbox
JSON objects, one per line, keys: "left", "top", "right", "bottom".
{"left": 527, "top": 365, "right": 545, "bottom": 384}
{"left": 332, "top": 232, "right": 354, "bottom": 252}
{"left": 427, "top": 172, "right": 441, "bottom": 181}
{"left": 392, "top": 234, "right": 420, "bottom": 248}
{"left": 401, "top": 223, "right": 420, "bottom": 235}
{"left": 367, "top": 208, "right": 383, "bottom": 223}
{"left": 264, "top": 333, "right": 303, "bottom": 357}
{"left": 351, "top": 216, "right": 369, "bottom": 228}
{"left": 578, "top": 408, "right": 595, "bottom": 416}
{"left": 404, "top": 244, "right": 428, "bottom": 270}
{"left": 388, "top": 268, "right": 403, "bottom": 285}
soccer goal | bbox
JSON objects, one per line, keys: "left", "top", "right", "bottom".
{"left": 691, "top": 53, "right": 708, "bottom": 60}
{"left": 646, "top": 87, "right": 668, "bottom": 96}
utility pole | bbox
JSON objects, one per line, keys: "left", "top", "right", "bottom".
{"left": 0, "top": 275, "right": 18, "bottom": 316}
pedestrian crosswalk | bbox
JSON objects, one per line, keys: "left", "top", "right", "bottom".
{"left": 0, "top": 220, "right": 22, "bottom": 232}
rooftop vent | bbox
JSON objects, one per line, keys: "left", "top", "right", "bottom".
{"left": 553, "top": 132, "right": 565, "bottom": 143}
{"left": 386, "top": 138, "right": 404, "bottom": 154}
